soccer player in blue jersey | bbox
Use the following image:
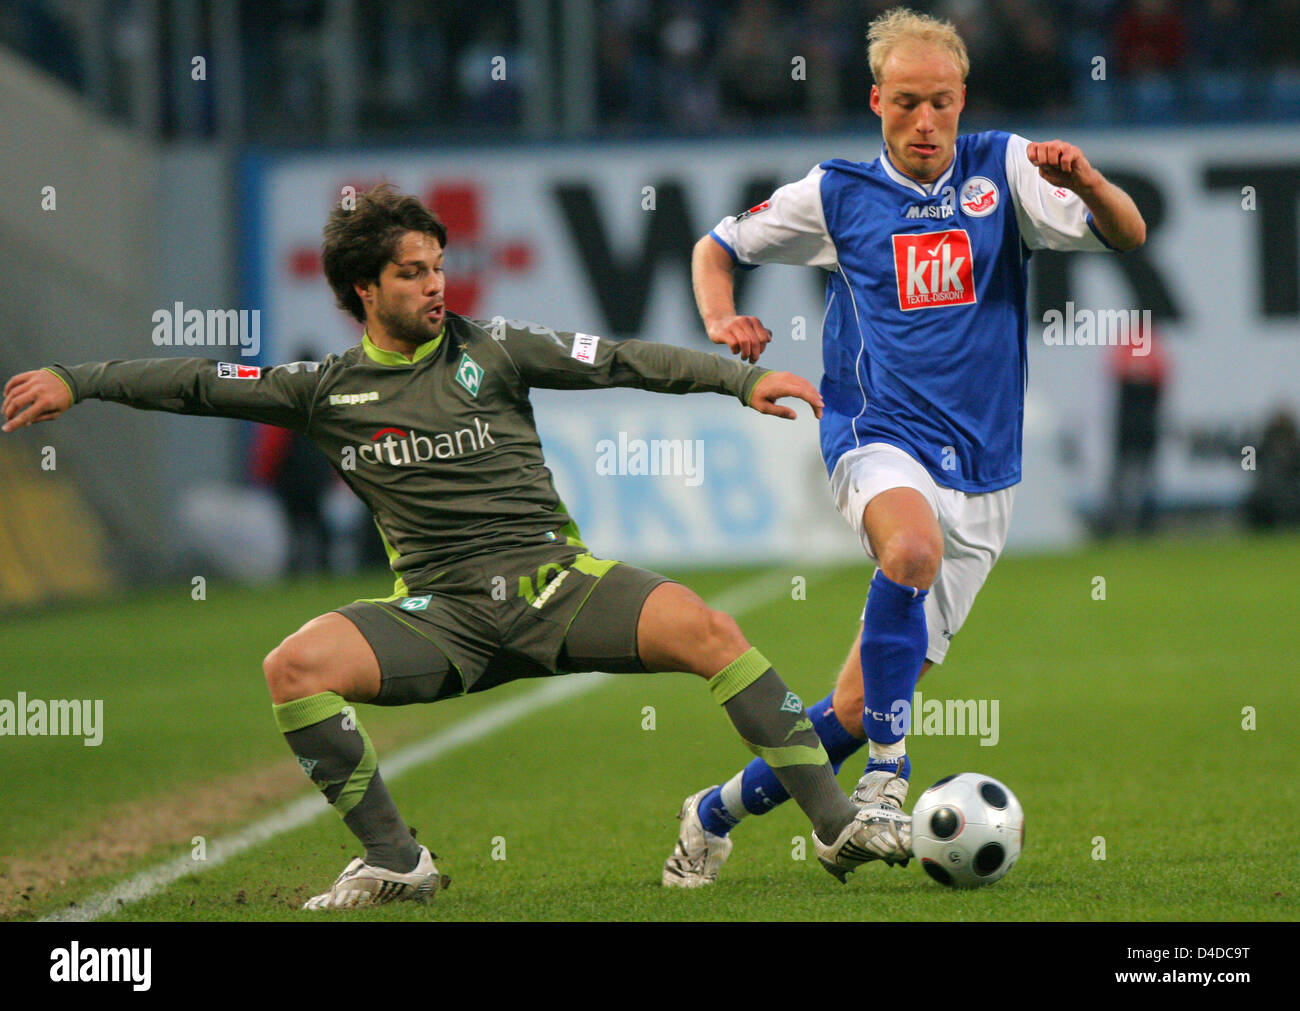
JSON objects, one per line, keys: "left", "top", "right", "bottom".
{"left": 663, "top": 6, "right": 1146, "bottom": 886}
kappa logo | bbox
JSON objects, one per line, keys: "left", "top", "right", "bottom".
{"left": 959, "top": 176, "right": 999, "bottom": 217}
{"left": 530, "top": 568, "right": 571, "bottom": 609}
{"left": 329, "top": 391, "right": 380, "bottom": 406}
{"left": 891, "top": 229, "right": 977, "bottom": 311}
{"left": 779, "top": 691, "right": 803, "bottom": 714}
{"left": 399, "top": 595, "right": 431, "bottom": 611}
{"left": 455, "top": 353, "right": 484, "bottom": 396}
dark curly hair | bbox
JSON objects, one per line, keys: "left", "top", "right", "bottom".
{"left": 322, "top": 183, "right": 448, "bottom": 324}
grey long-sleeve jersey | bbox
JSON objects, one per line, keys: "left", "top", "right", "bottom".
{"left": 48, "top": 313, "right": 768, "bottom": 593}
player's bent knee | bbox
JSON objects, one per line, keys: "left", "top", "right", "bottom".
{"left": 702, "top": 608, "right": 749, "bottom": 663}
{"left": 263, "top": 636, "right": 333, "bottom": 703}
{"left": 878, "top": 531, "right": 942, "bottom": 589}
{"left": 263, "top": 642, "right": 309, "bottom": 703}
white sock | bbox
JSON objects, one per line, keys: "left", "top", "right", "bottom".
{"left": 718, "top": 771, "right": 749, "bottom": 823}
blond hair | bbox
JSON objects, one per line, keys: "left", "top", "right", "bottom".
{"left": 867, "top": 7, "right": 969, "bottom": 85}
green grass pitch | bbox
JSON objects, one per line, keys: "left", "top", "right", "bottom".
{"left": 1, "top": 533, "right": 1296, "bottom": 921}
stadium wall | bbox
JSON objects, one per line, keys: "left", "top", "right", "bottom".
{"left": 0, "top": 47, "right": 168, "bottom": 602}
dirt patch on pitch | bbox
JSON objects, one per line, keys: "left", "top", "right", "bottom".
{"left": 0, "top": 761, "right": 307, "bottom": 919}
{"left": 0, "top": 723, "right": 420, "bottom": 920}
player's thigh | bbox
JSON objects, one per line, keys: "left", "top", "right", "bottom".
{"left": 558, "top": 560, "right": 670, "bottom": 674}
{"left": 334, "top": 599, "right": 467, "bottom": 706}
{"left": 264, "top": 611, "right": 382, "bottom": 704}
{"left": 635, "top": 581, "right": 749, "bottom": 678}
{"left": 831, "top": 443, "right": 943, "bottom": 586}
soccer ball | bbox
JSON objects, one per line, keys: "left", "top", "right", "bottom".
{"left": 910, "top": 772, "right": 1025, "bottom": 888}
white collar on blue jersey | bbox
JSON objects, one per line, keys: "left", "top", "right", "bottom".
{"left": 877, "top": 142, "right": 958, "bottom": 197}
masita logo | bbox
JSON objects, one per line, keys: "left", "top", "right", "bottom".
{"left": 340, "top": 421, "right": 496, "bottom": 470}
{"left": 891, "top": 229, "right": 976, "bottom": 312}
{"left": 904, "top": 202, "right": 955, "bottom": 219}
{"left": 50, "top": 942, "right": 151, "bottom": 991}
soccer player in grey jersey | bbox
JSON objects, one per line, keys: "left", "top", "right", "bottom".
{"left": 2, "top": 184, "right": 911, "bottom": 908}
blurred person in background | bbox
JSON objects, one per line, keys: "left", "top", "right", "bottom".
{"left": 656, "top": 1, "right": 721, "bottom": 132}
{"left": 1189, "top": 0, "right": 1259, "bottom": 114}
{"left": 1102, "top": 324, "right": 1169, "bottom": 536}
{"left": 1262, "top": 0, "right": 1300, "bottom": 114}
{"left": 1244, "top": 409, "right": 1300, "bottom": 529}
{"left": 1114, "top": 0, "right": 1188, "bottom": 119}
{"left": 717, "top": 0, "right": 793, "bottom": 123}
{"left": 596, "top": 0, "right": 660, "bottom": 128}
{"left": 800, "top": 0, "right": 856, "bottom": 129}
{"left": 455, "top": 11, "right": 526, "bottom": 126}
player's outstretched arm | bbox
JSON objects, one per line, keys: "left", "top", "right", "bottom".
{"left": 4, "top": 358, "right": 321, "bottom": 431}
{"left": 2, "top": 369, "right": 73, "bottom": 432}
{"left": 747, "top": 371, "right": 823, "bottom": 421}
{"left": 1026, "top": 140, "right": 1146, "bottom": 250}
{"left": 692, "top": 234, "right": 771, "bottom": 364}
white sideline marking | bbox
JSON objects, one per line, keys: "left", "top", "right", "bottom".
{"left": 42, "top": 567, "right": 804, "bottom": 921}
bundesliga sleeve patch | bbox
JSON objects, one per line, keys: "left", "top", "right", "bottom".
{"left": 734, "top": 199, "right": 770, "bottom": 221}
{"left": 216, "top": 362, "right": 262, "bottom": 379}
{"left": 571, "top": 333, "right": 599, "bottom": 364}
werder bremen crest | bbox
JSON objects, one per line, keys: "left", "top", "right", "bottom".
{"left": 455, "top": 353, "right": 484, "bottom": 397}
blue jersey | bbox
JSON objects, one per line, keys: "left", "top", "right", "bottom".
{"left": 711, "top": 131, "right": 1114, "bottom": 493}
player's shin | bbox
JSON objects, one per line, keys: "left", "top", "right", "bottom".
{"left": 273, "top": 691, "right": 421, "bottom": 873}
{"left": 697, "top": 688, "right": 866, "bottom": 835}
{"left": 860, "top": 571, "right": 929, "bottom": 777}
{"left": 708, "top": 650, "right": 857, "bottom": 843}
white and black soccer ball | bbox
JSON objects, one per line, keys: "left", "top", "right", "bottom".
{"left": 911, "top": 773, "right": 1025, "bottom": 889}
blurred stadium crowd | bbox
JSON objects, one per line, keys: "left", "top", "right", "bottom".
{"left": 3, "top": 0, "right": 1299, "bottom": 141}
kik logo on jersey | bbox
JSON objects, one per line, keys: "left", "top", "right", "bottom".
{"left": 891, "top": 229, "right": 977, "bottom": 312}
{"left": 455, "top": 354, "right": 484, "bottom": 397}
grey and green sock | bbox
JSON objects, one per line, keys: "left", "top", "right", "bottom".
{"left": 709, "top": 648, "right": 858, "bottom": 843}
{"left": 273, "top": 691, "right": 421, "bottom": 873}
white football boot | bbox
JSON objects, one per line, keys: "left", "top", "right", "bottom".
{"left": 302, "top": 845, "right": 450, "bottom": 910}
{"left": 813, "top": 803, "right": 912, "bottom": 882}
{"left": 662, "top": 787, "right": 733, "bottom": 888}
{"left": 851, "top": 765, "right": 910, "bottom": 811}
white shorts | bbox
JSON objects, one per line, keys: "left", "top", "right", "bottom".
{"left": 829, "top": 442, "right": 1015, "bottom": 664}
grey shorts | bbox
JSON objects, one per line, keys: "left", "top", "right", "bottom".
{"left": 337, "top": 545, "right": 670, "bottom": 705}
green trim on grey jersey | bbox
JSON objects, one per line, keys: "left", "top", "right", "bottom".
{"left": 362, "top": 330, "right": 444, "bottom": 366}
{"left": 50, "top": 312, "right": 767, "bottom": 589}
